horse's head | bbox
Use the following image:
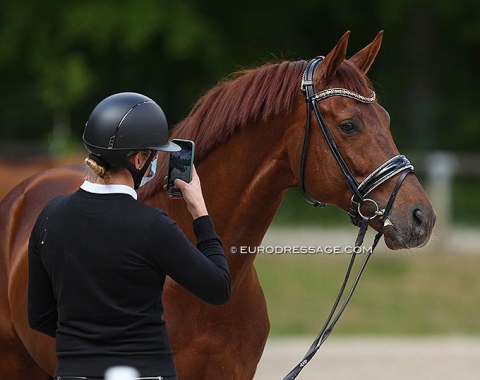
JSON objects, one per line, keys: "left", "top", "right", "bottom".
{"left": 292, "top": 31, "right": 435, "bottom": 249}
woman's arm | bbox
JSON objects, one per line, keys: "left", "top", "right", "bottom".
{"left": 28, "top": 211, "right": 58, "bottom": 337}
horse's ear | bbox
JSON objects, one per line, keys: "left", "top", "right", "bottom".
{"left": 349, "top": 30, "right": 384, "bottom": 75}
{"left": 321, "top": 31, "right": 350, "bottom": 83}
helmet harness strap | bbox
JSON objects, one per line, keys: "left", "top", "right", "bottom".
{"left": 124, "top": 150, "right": 156, "bottom": 190}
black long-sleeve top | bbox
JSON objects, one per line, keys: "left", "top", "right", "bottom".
{"left": 28, "top": 184, "right": 231, "bottom": 378}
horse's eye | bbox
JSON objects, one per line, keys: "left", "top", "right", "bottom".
{"left": 339, "top": 121, "right": 357, "bottom": 134}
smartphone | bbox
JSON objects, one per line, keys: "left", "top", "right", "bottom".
{"left": 167, "top": 139, "right": 195, "bottom": 197}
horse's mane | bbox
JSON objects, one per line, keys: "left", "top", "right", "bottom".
{"left": 142, "top": 58, "right": 373, "bottom": 199}
{"left": 172, "top": 60, "right": 308, "bottom": 163}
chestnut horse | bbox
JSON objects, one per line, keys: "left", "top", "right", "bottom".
{"left": 0, "top": 31, "right": 434, "bottom": 380}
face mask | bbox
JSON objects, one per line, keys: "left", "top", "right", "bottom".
{"left": 139, "top": 157, "right": 157, "bottom": 187}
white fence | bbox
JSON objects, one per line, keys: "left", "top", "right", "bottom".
{"left": 416, "top": 151, "right": 479, "bottom": 253}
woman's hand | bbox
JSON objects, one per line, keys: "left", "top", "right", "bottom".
{"left": 168, "top": 165, "right": 208, "bottom": 219}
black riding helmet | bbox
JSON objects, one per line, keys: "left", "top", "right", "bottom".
{"left": 83, "top": 92, "right": 180, "bottom": 189}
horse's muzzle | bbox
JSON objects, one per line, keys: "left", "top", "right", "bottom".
{"left": 383, "top": 203, "right": 436, "bottom": 250}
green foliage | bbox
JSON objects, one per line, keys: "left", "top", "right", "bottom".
{"left": 0, "top": 0, "right": 227, "bottom": 140}
{"left": 0, "top": 0, "right": 478, "bottom": 222}
{"left": 0, "top": 0, "right": 478, "bottom": 156}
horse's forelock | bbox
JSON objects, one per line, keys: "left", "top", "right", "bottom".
{"left": 333, "top": 60, "right": 375, "bottom": 99}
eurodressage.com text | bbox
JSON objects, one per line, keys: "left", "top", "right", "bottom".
{"left": 229, "top": 245, "right": 373, "bottom": 255}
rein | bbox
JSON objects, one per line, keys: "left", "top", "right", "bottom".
{"left": 285, "top": 57, "right": 414, "bottom": 379}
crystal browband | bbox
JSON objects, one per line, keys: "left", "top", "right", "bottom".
{"left": 313, "top": 88, "right": 376, "bottom": 104}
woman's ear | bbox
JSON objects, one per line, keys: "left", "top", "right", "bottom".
{"left": 129, "top": 151, "right": 144, "bottom": 170}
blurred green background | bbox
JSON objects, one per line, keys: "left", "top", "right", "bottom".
{"left": 1, "top": 0, "right": 479, "bottom": 336}
{"left": 1, "top": 1, "right": 479, "bottom": 154}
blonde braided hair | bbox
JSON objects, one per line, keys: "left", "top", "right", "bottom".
{"left": 84, "top": 150, "right": 151, "bottom": 184}
{"left": 85, "top": 156, "right": 113, "bottom": 183}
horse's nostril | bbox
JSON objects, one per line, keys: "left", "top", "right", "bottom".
{"left": 413, "top": 208, "right": 424, "bottom": 226}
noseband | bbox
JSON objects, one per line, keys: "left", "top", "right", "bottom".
{"left": 285, "top": 57, "right": 414, "bottom": 380}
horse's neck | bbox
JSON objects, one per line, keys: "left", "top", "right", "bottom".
{"left": 198, "top": 118, "right": 298, "bottom": 272}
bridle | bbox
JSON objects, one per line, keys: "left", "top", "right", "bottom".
{"left": 299, "top": 56, "right": 414, "bottom": 226}
{"left": 284, "top": 57, "right": 414, "bottom": 379}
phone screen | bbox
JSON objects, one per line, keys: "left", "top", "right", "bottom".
{"left": 167, "top": 139, "right": 195, "bottom": 196}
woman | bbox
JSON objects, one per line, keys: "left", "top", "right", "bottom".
{"left": 28, "top": 92, "right": 231, "bottom": 380}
